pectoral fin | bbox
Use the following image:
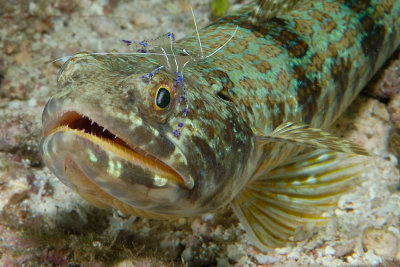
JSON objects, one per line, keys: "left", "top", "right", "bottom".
{"left": 231, "top": 150, "right": 364, "bottom": 250}
{"left": 256, "top": 122, "right": 370, "bottom": 156}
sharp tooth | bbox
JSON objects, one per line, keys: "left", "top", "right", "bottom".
{"left": 91, "top": 121, "right": 94, "bottom": 125}
{"left": 103, "top": 128, "right": 106, "bottom": 132}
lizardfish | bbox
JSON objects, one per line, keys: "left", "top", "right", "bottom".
{"left": 40, "top": 0, "right": 400, "bottom": 250}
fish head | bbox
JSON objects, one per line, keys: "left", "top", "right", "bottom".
{"left": 41, "top": 53, "right": 255, "bottom": 217}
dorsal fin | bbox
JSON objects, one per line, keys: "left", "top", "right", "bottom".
{"left": 249, "top": 0, "right": 302, "bottom": 24}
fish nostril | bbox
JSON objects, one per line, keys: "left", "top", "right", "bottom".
{"left": 217, "top": 90, "right": 232, "bottom": 102}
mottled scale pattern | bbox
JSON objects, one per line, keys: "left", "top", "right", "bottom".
{"left": 250, "top": 0, "right": 302, "bottom": 24}
{"left": 177, "top": 0, "right": 400, "bottom": 132}
{"left": 41, "top": 0, "right": 400, "bottom": 248}
{"left": 160, "top": 0, "right": 398, "bottom": 177}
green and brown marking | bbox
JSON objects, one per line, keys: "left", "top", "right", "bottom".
{"left": 41, "top": 0, "right": 400, "bottom": 250}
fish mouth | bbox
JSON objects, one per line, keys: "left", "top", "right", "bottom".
{"left": 42, "top": 110, "right": 184, "bottom": 185}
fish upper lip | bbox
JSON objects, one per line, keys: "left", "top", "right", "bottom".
{"left": 42, "top": 109, "right": 185, "bottom": 184}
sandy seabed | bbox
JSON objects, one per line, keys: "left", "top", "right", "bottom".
{"left": 0, "top": 0, "right": 400, "bottom": 266}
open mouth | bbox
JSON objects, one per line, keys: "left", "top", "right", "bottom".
{"left": 43, "top": 111, "right": 132, "bottom": 150}
{"left": 43, "top": 110, "right": 184, "bottom": 184}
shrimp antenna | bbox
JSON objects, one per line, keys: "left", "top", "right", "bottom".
{"left": 206, "top": 25, "right": 238, "bottom": 58}
{"left": 160, "top": 47, "right": 171, "bottom": 69}
{"left": 47, "top": 51, "right": 178, "bottom": 64}
{"left": 168, "top": 32, "right": 179, "bottom": 72}
{"left": 191, "top": 6, "right": 204, "bottom": 59}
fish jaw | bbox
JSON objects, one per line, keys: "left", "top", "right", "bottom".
{"left": 40, "top": 107, "right": 194, "bottom": 215}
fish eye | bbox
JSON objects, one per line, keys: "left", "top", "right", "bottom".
{"left": 155, "top": 86, "right": 171, "bottom": 110}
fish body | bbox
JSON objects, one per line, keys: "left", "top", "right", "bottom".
{"left": 40, "top": 0, "right": 400, "bottom": 249}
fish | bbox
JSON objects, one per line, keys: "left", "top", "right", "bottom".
{"left": 40, "top": 0, "right": 400, "bottom": 250}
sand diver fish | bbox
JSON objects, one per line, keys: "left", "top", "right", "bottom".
{"left": 40, "top": 0, "right": 400, "bottom": 250}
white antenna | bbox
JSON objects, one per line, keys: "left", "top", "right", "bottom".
{"left": 47, "top": 51, "right": 178, "bottom": 64}
{"left": 160, "top": 47, "right": 171, "bottom": 69}
{"left": 49, "top": 8, "right": 238, "bottom": 70}
{"left": 180, "top": 58, "right": 191, "bottom": 80}
{"left": 191, "top": 6, "right": 204, "bottom": 59}
{"left": 206, "top": 25, "right": 238, "bottom": 58}
{"left": 168, "top": 32, "right": 179, "bottom": 72}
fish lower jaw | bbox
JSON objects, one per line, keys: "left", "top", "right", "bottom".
{"left": 40, "top": 129, "right": 189, "bottom": 216}
{"left": 63, "top": 153, "right": 182, "bottom": 220}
